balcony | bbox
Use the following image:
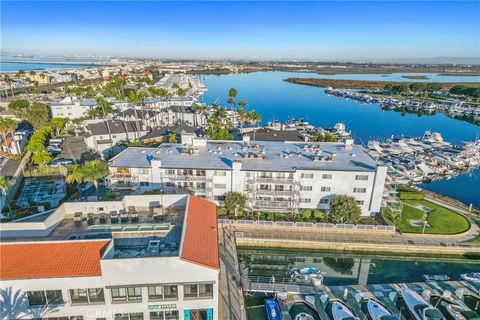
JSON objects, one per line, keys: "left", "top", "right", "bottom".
{"left": 253, "top": 199, "right": 297, "bottom": 212}
{"left": 246, "top": 176, "right": 295, "bottom": 184}
{"left": 162, "top": 174, "right": 210, "bottom": 182}
{"left": 249, "top": 189, "right": 299, "bottom": 197}
{"left": 108, "top": 181, "right": 139, "bottom": 190}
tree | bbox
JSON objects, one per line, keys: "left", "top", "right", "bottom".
{"left": 25, "top": 102, "right": 50, "bottom": 130}
{"left": 383, "top": 207, "right": 401, "bottom": 224}
{"left": 66, "top": 165, "right": 84, "bottom": 197}
{"left": 310, "top": 131, "right": 338, "bottom": 142}
{"left": 224, "top": 192, "right": 247, "bottom": 217}
{"left": 32, "top": 151, "right": 53, "bottom": 166}
{"left": 0, "top": 176, "right": 14, "bottom": 220}
{"left": 228, "top": 88, "right": 238, "bottom": 110}
{"left": 81, "top": 160, "right": 109, "bottom": 198}
{"left": 8, "top": 99, "right": 30, "bottom": 118}
{"left": 50, "top": 118, "right": 66, "bottom": 136}
{"left": 328, "top": 195, "right": 361, "bottom": 224}
{"left": 168, "top": 133, "right": 177, "bottom": 143}
{"left": 247, "top": 110, "right": 261, "bottom": 141}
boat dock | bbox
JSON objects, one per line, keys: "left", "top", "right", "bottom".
{"left": 244, "top": 278, "right": 480, "bottom": 320}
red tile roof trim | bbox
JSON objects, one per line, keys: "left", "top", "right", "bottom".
{"left": 180, "top": 196, "right": 220, "bottom": 270}
{"left": 0, "top": 240, "right": 110, "bottom": 280}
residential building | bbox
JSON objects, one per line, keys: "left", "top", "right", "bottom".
{"left": 83, "top": 120, "right": 149, "bottom": 158}
{"left": 106, "top": 135, "right": 387, "bottom": 215}
{"left": 51, "top": 97, "right": 98, "bottom": 119}
{"left": 0, "top": 194, "right": 219, "bottom": 320}
{"left": 114, "top": 109, "right": 163, "bottom": 130}
{"left": 162, "top": 106, "right": 206, "bottom": 127}
{"left": 140, "top": 125, "right": 199, "bottom": 145}
{"left": 0, "top": 129, "right": 30, "bottom": 155}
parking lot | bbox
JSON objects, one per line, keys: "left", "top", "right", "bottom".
{"left": 52, "top": 135, "right": 96, "bottom": 164}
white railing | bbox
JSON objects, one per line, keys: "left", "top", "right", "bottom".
{"left": 218, "top": 219, "right": 396, "bottom": 234}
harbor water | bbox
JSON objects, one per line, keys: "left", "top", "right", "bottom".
{"left": 202, "top": 71, "right": 480, "bottom": 208}
{"left": 238, "top": 247, "right": 480, "bottom": 286}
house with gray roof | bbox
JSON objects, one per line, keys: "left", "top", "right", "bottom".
{"left": 50, "top": 96, "right": 98, "bottom": 119}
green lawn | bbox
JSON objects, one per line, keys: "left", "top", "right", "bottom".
{"left": 397, "top": 200, "right": 470, "bottom": 235}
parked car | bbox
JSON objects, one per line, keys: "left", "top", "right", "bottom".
{"left": 46, "top": 146, "right": 62, "bottom": 155}
{"left": 49, "top": 158, "right": 75, "bottom": 166}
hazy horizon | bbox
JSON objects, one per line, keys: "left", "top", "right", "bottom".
{"left": 1, "top": 1, "right": 479, "bottom": 62}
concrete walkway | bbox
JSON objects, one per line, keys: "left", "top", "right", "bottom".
{"left": 218, "top": 226, "right": 247, "bottom": 320}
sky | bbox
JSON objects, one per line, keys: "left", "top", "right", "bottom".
{"left": 1, "top": 1, "right": 479, "bottom": 61}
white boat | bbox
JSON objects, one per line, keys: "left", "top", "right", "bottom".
{"left": 461, "top": 273, "right": 480, "bottom": 283}
{"left": 294, "top": 313, "right": 315, "bottom": 320}
{"left": 423, "top": 275, "right": 450, "bottom": 282}
{"left": 367, "top": 299, "right": 399, "bottom": 320}
{"left": 446, "top": 303, "right": 480, "bottom": 320}
{"left": 401, "top": 288, "right": 445, "bottom": 320}
{"left": 331, "top": 301, "right": 360, "bottom": 320}
{"left": 287, "top": 267, "right": 322, "bottom": 281}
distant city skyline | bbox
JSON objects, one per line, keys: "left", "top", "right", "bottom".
{"left": 1, "top": 1, "right": 479, "bottom": 63}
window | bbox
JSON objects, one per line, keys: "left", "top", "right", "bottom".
{"left": 140, "top": 181, "right": 150, "bottom": 186}
{"left": 70, "top": 289, "right": 89, "bottom": 304}
{"left": 322, "top": 174, "right": 332, "bottom": 179}
{"left": 27, "top": 291, "right": 47, "bottom": 306}
{"left": 274, "top": 185, "right": 284, "bottom": 191}
{"left": 321, "top": 186, "right": 331, "bottom": 192}
{"left": 214, "top": 183, "right": 226, "bottom": 189}
{"left": 356, "top": 200, "right": 365, "bottom": 205}
{"left": 139, "top": 168, "right": 149, "bottom": 174}
{"left": 45, "top": 290, "right": 64, "bottom": 305}
{"left": 355, "top": 174, "right": 369, "bottom": 181}
{"left": 301, "top": 186, "right": 313, "bottom": 191}
{"left": 114, "top": 313, "right": 144, "bottom": 320}
{"left": 111, "top": 288, "right": 127, "bottom": 302}
{"left": 214, "top": 195, "right": 226, "bottom": 202}
{"left": 353, "top": 188, "right": 367, "bottom": 193}
{"left": 184, "top": 283, "right": 214, "bottom": 299}
{"left": 198, "top": 284, "right": 213, "bottom": 298}
{"left": 214, "top": 170, "right": 226, "bottom": 176}
{"left": 112, "top": 135, "right": 117, "bottom": 138}
{"left": 300, "top": 198, "right": 311, "bottom": 203}
{"left": 148, "top": 285, "right": 177, "bottom": 301}
{"left": 127, "top": 287, "right": 142, "bottom": 301}
{"left": 183, "top": 284, "right": 198, "bottom": 299}
{"left": 150, "top": 311, "right": 179, "bottom": 320}
{"left": 70, "top": 288, "right": 104, "bottom": 304}
{"left": 276, "top": 172, "right": 285, "bottom": 178}
{"left": 166, "top": 169, "right": 175, "bottom": 175}
{"left": 87, "top": 288, "right": 105, "bottom": 303}
{"left": 319, "top": 198, "right": 330, "bottom": 204}
{"left": 301, "top": 173, "right": 314, "bottom": 179}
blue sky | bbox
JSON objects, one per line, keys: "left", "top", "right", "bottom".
{"left": 1, "top": 1, "right": 479, "bottom": 61}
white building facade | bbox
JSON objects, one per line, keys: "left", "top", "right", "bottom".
{"left": 107, "top": 136, "right": 387, "bottom": 215}
{"left": 51, "top": 97, "right": 98, "bottom": 119}
{"left": 0, "top": 195, "right": 220, "bottom": 320}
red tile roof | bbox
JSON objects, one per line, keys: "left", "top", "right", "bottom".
{"left": 0, "top": 241, "right": 110, "bottom": 280}
{"left": 180, "top": 196, "right": 220, "bottom": 270}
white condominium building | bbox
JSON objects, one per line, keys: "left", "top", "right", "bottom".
{"left": 0, "top": 194, "right": 219, "bottom": 320}
{"left": 51, "top": 97, "right": 98, "bottom": 119}
{"left": 106, "top": 135, "right": 387, "bottom": 215}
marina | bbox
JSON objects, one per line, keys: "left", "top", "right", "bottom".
{"left": 239, "top": 248, "right": 480, "bottom": 320}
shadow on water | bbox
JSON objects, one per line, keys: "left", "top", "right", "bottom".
{"left": 465, "top": 295, "right": 480, "bottom": 313}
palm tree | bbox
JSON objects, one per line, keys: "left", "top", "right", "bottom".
{"left": 0, "top": 176, "right": 13, "bottom": 220}
{"left": 81, "top": 160, "right": 109, "bottom": 199}
{"left": 237, "top": 100, "right": 248, "bottom": 130}
{"left": 66, "top": 165, "right": 84, "bottom": 199}
{"left": 248, "top": 110, "right": 261, "bottom": 141}
{"left": 3, "top": 74, "right": 13, "bottom": 97}
{"left": 95, "top": 97, "right": 114, "bottom": 149}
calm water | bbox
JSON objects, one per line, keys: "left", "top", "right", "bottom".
{"left": 202, "top": 71, "right": 480, "bottom": 208}
{"left": 238, "top": 248, "right": 480, "bottom": 286}
{"left": 0, "top": 61, "right": 95, "bottom": 73}
{"left": 313, "top": 72, "right": 480, "bottom": 83}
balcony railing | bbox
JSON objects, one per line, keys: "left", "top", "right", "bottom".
{"left": 249, "top": 189, "right": 299, "bottom": 197}
{"left": 162, "top": 174, "right": 210, "bottom": 181}
{"left": 108, "top": 181, "right": 139, "bottom": 190}
{"left": 246, "top": 176, "right": 295, "bottom": 184}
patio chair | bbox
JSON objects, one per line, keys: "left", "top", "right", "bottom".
{"left": 130, "top": 212, "right": 139, "bottom": 223}
{"left": 110, "top": 212, "right": 119, "bottom": 224}
{"left": 87, "top": 213, "right": 95, "bottom": 226}
{"left": 73, "top": 212, "right": 83, "bottom": 224}
{"left": 120, "top": 211, "right": 129, "bottom": 224}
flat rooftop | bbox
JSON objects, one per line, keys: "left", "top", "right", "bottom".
{"left": 109, "top": 140, "right": 379, "bottom": 172}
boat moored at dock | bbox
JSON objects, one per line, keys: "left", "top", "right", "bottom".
{"left": 401, "top": 288, "right": 445, "bottom": 320}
